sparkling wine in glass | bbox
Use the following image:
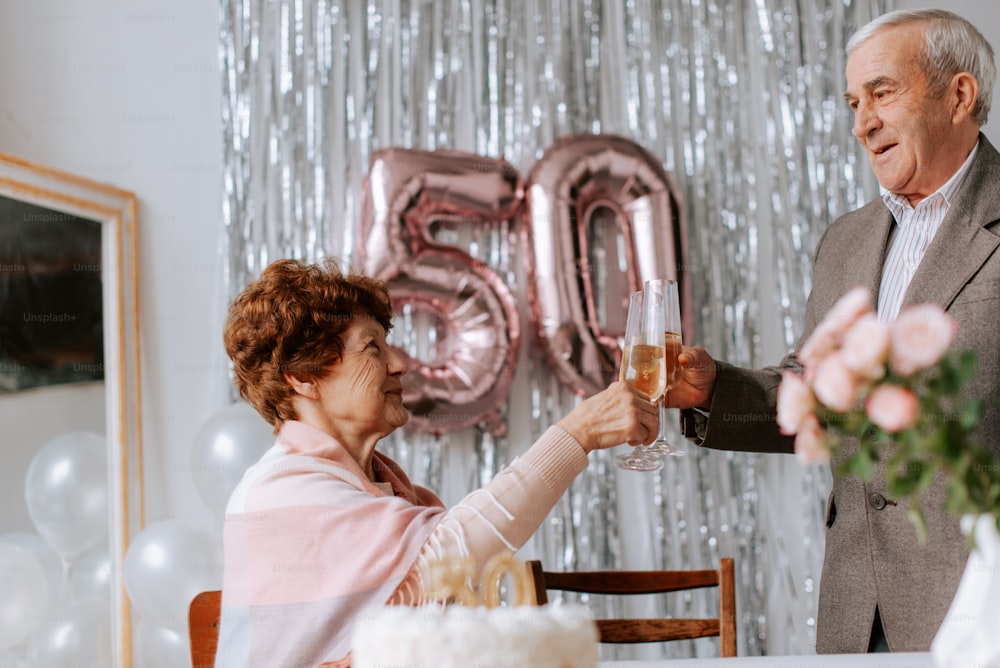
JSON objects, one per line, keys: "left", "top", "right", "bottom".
{"left": 615, "top": 290, "right": 666, "bottom": 472}
{"left": 645, "top": 279, "right": 686, "bottom": 456}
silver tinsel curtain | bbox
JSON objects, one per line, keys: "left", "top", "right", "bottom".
{"left": 220, "top": 0, "right": 889, "bottom": 658}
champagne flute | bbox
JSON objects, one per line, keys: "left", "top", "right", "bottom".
{"left": 615, "top": 290, "right": 666, "bottom": 472}
{"left": 644, "top": 279, "right": 685, "bottom": 456}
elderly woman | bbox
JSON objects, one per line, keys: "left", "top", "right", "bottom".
{"left": 213, "top": 258, "right": 657, "bottom": 667}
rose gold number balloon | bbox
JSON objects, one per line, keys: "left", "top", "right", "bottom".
{"left": 357, "top": 148, "right": 523, "bottom": 435}
{"left": 524, "top": 133, "right": 690, "bottom": 397}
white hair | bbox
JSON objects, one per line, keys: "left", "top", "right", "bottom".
{"left": 847, "top": 9, "right": 996, "bottom": 125}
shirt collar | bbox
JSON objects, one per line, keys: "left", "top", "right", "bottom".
{"left": 880, "top": 140, "right": 979, "bottom": 214}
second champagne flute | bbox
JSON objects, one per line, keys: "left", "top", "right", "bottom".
{"left": 615, "top": 290, "right": 666, "bottom": 472}
{"left": 644, "top": 279, "right": 685, "bottom": 456}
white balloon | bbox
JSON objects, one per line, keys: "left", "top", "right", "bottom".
{"left": 191, "top": 402, "right": 274, "bottom": 517}
{"left": 0, "top": 544, "right": 48, "bottom": 649}
{"left": 24, "top": 597, "right": 110, "bottom": 668}
{"left": 123, "top": 520, "right": 222, "bottom": 632}
{"left": 24, "top": 432, "right": 109, "bottom": 561}
{"left": 0, "top": 533, "right": 66, "bottom": 609}
{"left": 134, "top": 620, "right": 189, "bottom": 668}
{"left": 66, "top": 544, "right": 112, "bottom": 603}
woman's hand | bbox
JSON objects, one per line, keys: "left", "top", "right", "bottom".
{"left": 557, "top": 382, "right": 660, "bottom": 453}
{"left": 663, "top": 346, "right": 717, "bottom": 410}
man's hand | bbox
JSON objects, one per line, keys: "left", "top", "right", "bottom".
{"left": 664, "top": 346, "right": 717, "bottom": 410}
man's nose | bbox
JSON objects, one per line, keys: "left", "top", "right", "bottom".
{"left": 853, "top": 101, "right": 880, "bottom": 139}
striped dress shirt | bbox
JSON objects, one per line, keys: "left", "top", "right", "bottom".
{"left": 876, "top": 142, "right": 979, "bottom": 322}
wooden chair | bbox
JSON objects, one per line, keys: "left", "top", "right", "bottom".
{"left": 188, "top": 590, "right": 222, "bottom": 668}
{"left": 525, "top": 558, "right": 737, "bottom": 657}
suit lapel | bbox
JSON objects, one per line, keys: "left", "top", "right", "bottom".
{"left": 832, "top": 198, "right": 893, "bottom": 307}
{"left": 858, "top": 205, "right": 894, "bottom": 302}
{"left": 901, "top": 135, "right": 1000, "bottom": 311}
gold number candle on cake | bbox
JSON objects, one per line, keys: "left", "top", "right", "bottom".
{"left": 481, "top": 551, "right": 532, "bottom": 608}
{"left": 423, "top": 551, "right": 531, "bottom": 607}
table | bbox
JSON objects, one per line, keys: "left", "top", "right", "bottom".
{"left": 600, "top": 652, "right": 933, "bottom": 668}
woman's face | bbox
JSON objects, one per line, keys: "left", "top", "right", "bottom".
{"left": 311, "top": 316, "right": 409, "bottom": 443}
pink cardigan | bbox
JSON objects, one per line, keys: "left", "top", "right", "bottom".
{"left": 214, "top": 420, "right": 587, "bottom": 667}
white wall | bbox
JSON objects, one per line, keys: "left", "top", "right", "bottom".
{"left": 0, "top": 0, "right": 228, "bottom": 533}
{"left": 0, "top": 0, "right": 997, "bottom": 537}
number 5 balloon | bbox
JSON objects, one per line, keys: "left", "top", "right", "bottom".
{"left": 357, "top": 148, "right": 523, "bottom": 435}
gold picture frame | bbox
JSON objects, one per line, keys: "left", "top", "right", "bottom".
{"left": 0, "top": 152, "right": 143, "bottom": 667}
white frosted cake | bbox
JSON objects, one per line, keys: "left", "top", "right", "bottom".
{"left": 351, "top": 603, "right": 599, "bottom": 668}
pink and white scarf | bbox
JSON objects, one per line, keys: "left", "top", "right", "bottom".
{"left": 214, "top": 420, "right": 445, "bottom": 667}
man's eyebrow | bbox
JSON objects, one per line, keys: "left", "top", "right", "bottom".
{"left": 844, "top": 74, "right": 896, "bottom": 102}
{"left": 863, "top": 75, "right": 894, "bottom": 90}
{"left": 843, "top": 76, "right": 894, "bottom": 103}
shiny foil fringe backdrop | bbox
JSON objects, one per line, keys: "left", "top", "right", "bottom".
{"left": 220, "top": 0, "right": 891, "bottom": 658}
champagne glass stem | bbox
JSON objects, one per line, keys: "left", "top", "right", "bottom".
{"left": 658, "top": 396, "right": 669, "bottom": 441}
{"left": 648, "top": 392, "right": 684, "bottom": 456}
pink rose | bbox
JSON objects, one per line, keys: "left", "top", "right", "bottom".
{"left": 798, "top": 325, "right": 839, "bottom": 371}
{"left": 794, "top": 414, "right": 830, "bottom": 464}
{"left": 865, "top": 384, "right": 919, "bottom": 432}
{"left": 839, "top": 313, "right": 890, "bottom": 380}
{"left": 889, "top": 304, "right": 958, "bottom": 376}
{"left": 776, "top": 371, "right": 816, "bottom": 435}
{"left": 811, "top": 354, "right": 859, "bottom": 413}
{"left": 825, "top": 286, "right": 875, "bottom": 329}
{"left": 798, "top": 287, "right": 874, "bottom": 369}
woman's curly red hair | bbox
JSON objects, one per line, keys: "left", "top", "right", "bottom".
{"left": 223, "top": 258, "right": 393, "bottom": 430}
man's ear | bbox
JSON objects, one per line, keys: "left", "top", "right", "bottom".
{"left": 285, "top": 374, "right": 318, "bottom": 399}
{"left": 951, "top": 72, "right": 979, "bottom": 124}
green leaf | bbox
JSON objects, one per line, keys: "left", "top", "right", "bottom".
{"left": 960, "top": 400, "right": 982, "bottom": 430}
{"left": 849, "top": 450, "right": 874, "bottom": 482}
{"left": 945, "top": 479, "right": 971, "bottom": 515}
{"left": 908, "top": 507, "right": 928, "bottom": 545}
{"left": 957, "top": 350, "right": 978, "bottom": 381}
{"left": 889, "top": 461, "right": 924, "bottom": 497}
{"left": 939, "top": 426, "right": 964, "bottom": 461}
{"left": 918, "top": 461, "right": 938, "bottom": 493}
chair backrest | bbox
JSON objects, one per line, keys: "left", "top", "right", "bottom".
{"left": 189, "top": 590, "right": 222, "bottom": 668}
{"left": 525, "top": 558, "right": 736, "bottom": 657}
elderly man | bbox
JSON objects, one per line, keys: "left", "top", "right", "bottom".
{"left": 668, "top": 8, "right": 999, "bottom": 654}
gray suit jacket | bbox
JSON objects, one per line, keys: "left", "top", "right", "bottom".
{"left": 685, "top": 134, "right": 1000, "bottom": 653}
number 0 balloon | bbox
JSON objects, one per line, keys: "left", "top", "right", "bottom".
{"left": 524, "top": 133, "right": 690, "bottom": 397}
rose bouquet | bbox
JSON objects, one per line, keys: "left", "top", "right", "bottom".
{"left": 776, "top": 287, "right": 1000, "bottom": 541}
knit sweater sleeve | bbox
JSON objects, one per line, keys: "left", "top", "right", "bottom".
{"left": 387, "top": 425, "right": 587, "bottom": 604}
